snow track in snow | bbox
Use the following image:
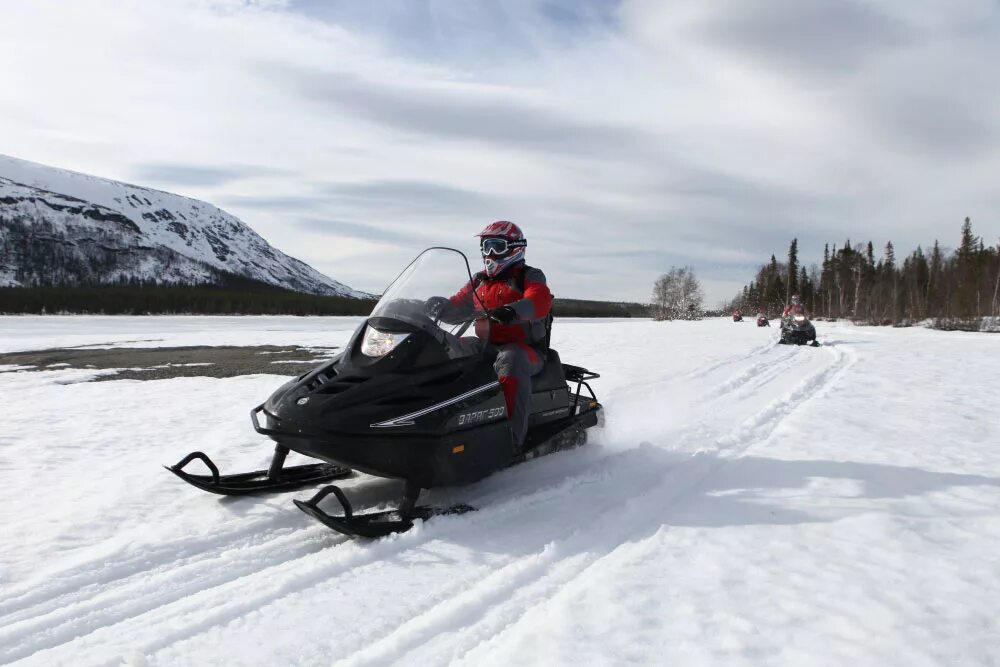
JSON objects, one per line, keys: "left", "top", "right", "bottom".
{"left": 2, "top": 318, "right": 997, "bottom": 666}
{"left": 331, "top": 342, "right": 852, "bottom": 666}
{"left": 7, "top": 327, "right": 842, "bottom": 665}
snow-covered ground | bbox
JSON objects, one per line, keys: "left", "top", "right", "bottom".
{"left": 1, "top": 316, "right": 998, "bottom": 666}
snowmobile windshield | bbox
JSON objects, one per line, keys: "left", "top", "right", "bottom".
{"left": 369, "top": 247, "right": 486, "bottom": 358}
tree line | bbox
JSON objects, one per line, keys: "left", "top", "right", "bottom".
{"left": 555, "top": 298, "right": 651, "bottom": 318}
{"left": 0, "top": 282, "right": 378, "bottom": 316}
{"left": 0, "top": 282, "right": 649, "bottom": 318}
{"left": 726, "top": 218, "right": 1000, "bottom": 329}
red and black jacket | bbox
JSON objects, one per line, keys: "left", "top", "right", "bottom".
{"left": 448, "top": 262, "right": 553, "bottom": 347}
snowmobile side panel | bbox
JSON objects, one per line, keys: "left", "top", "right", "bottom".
{"left": 279, "top": 420, "right": 514, "bottom": 489}
{"left": 294, "top": 405, "right": 600, "bottom": 538}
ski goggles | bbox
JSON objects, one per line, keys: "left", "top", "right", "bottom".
{"left": 480, "top": 237, "right": 526, "bottom": 256}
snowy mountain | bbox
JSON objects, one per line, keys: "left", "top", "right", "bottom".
{"left": 0, "top": 155, "right": 368, "bottom": 297}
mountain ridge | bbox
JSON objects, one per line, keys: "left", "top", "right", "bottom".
{"left": 0, "top": 155, "right": 368, "bottom": 298}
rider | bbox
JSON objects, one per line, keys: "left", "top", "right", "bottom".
{"left": 782, "top": 294, "right": 809, "bottom": 319}
{"left": 428, "top": 221, "right": 553, "bottom": 452}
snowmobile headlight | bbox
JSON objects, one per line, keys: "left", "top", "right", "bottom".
{"left": 794, "top": 315, "right": 806, "bottom": 322}
{"left": 361, "top": 325, "right": 409, "bottom": 358}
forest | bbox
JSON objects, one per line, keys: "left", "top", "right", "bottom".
{"left": 727, "top": 218, "right": 999, "bottom": 330}
{"left": 0, "top": 283, "right": 648, "bottom": 318}
{"left": 0, "top": 282, "right": 377, "bottom": 316}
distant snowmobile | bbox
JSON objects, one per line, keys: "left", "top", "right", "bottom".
{"left": 779, "top": 313, "right": 819, "bottom": 346}
{"left": 166, "top": 248, "right": 603, "bottom": 539}
{"left": 733, "top": 309, "right": 743, "bottom": 322}
{"left": 757, "top": 313, "right": 770, "bottom": 327}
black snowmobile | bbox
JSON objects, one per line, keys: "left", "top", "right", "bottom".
{"left": 756, "top": 313, "right": 770, "bottom": 327}
{"left": 779, "top": 312, "right": 819, "bottom": 346}
{"left": 167, "top": 248, "right": 603, "bottom": 538}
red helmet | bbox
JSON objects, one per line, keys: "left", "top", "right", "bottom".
{"left": 476, "top": 220, "right": 523, "bottom": 241}
{"left": 475, "top": 221, "right": 526, "bottom": 277}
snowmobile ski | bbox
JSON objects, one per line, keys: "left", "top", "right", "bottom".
{"left": 293, "top": 483, "right": 475, "bottom": 539}
{"left": 166, "top": 448, "right": 351, "bottom": 496}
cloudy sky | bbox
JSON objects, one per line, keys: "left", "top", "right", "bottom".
{"left": 2, "top": 0, "right": 998, "bottom": 303}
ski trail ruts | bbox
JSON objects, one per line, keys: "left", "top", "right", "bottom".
{"left": 15, "top": 432, "right": 748, "bottom": 667}
{"left": 2, "top": 452, "right": 657, "bottom": 667}
{"left": 7, "top": 342, "right": 850, "bottom": 666}
{"left": 0, "top": 513, "right": 307, "bottom": 623}
{"left": 681, "top": 337, "right": 777, "bottom": 381}
{"left": 333, "top": 450, "right": 750, "bottom": 667}
{"left": 698, "top": 344, "right": 801, "bottom": 401}
{"left": 714, "top": 342, "right": 850, "bottom": 456}
{"left": 442, "top": 344, "right": 803, "bottom": 516}
{"left": 339, "top": 347, "right": 855, "bottom": 666}
{"left": 2, "top": 449, "right": 661, "bottom": 666}
{"left": 325, "top": 346, "right": 853, "bottom": 666}
{"left": 7, "top": 456, "right": 655, "bottom": 667}
{"left": 0, "top": 471, "right": 389, "bottom": 627}
{"left": 616, "top": 344, "right": 796, "bottom": 407}
{"left": 602, "top": 336, "right": 777, "bottom": 397}
{"left": 466, "top": 342, "right": 842, "bottom": 518}
{"left": 4, "top": 525, "right": 435, "bottom": 667}
{"left": 353, "top": 343, "right": 837, "bottom": 551}
{"left": 0, "top": 521, "right": 348, "bottom": 665}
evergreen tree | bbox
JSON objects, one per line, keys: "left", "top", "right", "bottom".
{"left": 959, "top": 217, "right": 978, "bottom": 257}
{"left": 787, "top": 238, "right": 799, "bottom": 300}
{"left": 956, "top": 217, "right": 982, "bottom": 316}
{"left": 884, "top": 241, "right": 896, "bottom": 271}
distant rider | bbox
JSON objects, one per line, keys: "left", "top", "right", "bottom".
{"left": 782, "top": 294, "right": 809, "bottom": 319}
{"left": 426, "top": 221, "right": 553, "bottom": 453}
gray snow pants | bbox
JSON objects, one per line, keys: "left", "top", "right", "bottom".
{"left": 494, "top": 343, "right": 545, "bottom": 448}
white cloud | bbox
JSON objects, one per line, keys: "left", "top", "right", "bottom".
{"left": 1, "top": 0, "right": 998, "bottom": 304}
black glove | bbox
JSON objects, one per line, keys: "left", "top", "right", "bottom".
{"left": 486, "top": 306, "right": 517, "bottom": 324}
{"left": 425, "top": 296, "right": 451, "bottom": 319}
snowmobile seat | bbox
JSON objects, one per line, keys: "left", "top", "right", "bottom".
{"left": 531, "top": 348, "right": 568, "bottom": 393}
